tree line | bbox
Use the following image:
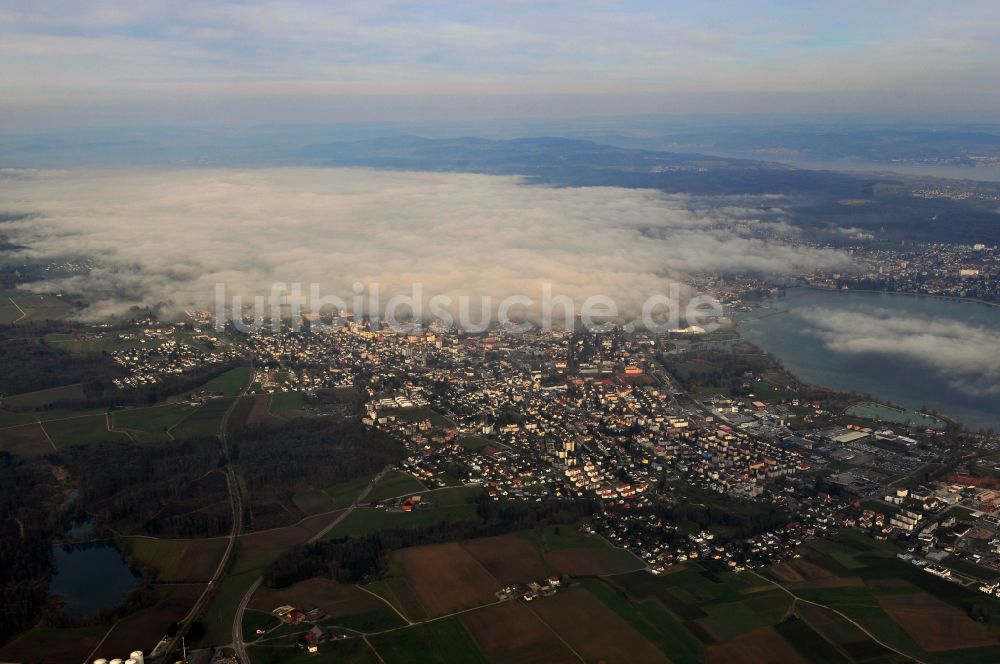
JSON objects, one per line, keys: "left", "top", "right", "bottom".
{"left": 0, "top": 453, "right": 60, "bottom": 646}
{"left": 263, "top": 495, "right": 599, "bottom": 588}
{"left": 58, "top": 438, "right": 233, "bottom": 538}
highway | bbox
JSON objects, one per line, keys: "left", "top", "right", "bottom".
{"left": 231, "top": 467, "right": 390, "bottom": 663}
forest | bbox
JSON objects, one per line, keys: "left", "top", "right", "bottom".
{"left": 0, "top": 336, "right": 121, "bottom": 397}
{"left": 234, "top": 417, "right": 404, "bottom": 530}
{"left": 0, "top": 453, "right": 60, "bottom": 646}
{"left": 59, "top": 438, "right": 233, "bottom": 538}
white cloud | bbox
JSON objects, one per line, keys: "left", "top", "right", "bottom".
{"left": 2, "top": 167, "right": 849, "bottom": 321}
{"left": 797, "top": 306, "right": 1000, "bottom": 397}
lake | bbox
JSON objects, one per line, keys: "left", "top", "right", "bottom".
{"left": 49, "top": 543, "right": 139, "bottom": 619}
{"left": 739, "top": 288, "right": 1000, "bottom": 431}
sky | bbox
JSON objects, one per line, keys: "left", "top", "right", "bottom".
{"left": 2, "top": 1, "right": 999, "bottom": 127}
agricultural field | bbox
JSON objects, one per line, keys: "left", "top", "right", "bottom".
{"left": 0, "top": 409, "right": 40, "bottom": 428}
{"left": 530, "top": 585, "right": 669, "bottom": 663}
{"left": 196, "top": 514, "right": 335, "bottom": 647}
{"left": 877, "top": 593, "right": 997, "bottom": 652}
{"left": 520, "top": 525, "right": 644, "bottom": 576}
{"left": 95, "top": 584, "right": 206, "bottom": 658}
{"left": 268, "top": 390, "right": 304, "bottom": 417}
{"left": 291, "top": 489, "right": 335, "bottom": 515}
{"left": 367, "top": 617, "right": 487, "bottom": 664}
{"left": 248, "top": 638, "right": 381, "bottom": 664}
{"left": 3, "top": 383, "right": 85, "bottom": 407}
{"left": 112, "top": 403, "right": 198, "bottom": 442}
{"left": 121, "top": 536, "right": 228, "bottom": 583}
{"left": 43, "top": 331, "right": 139, "bottom": 355}
{"left": 228, "top": 523, "right": 1000, "bottom": 663}
{"left": 599, "top": 564, "right": 843, "bottom": 663}
{"left": 324, "top": 474, "right": 378, "bottom": 509}
{"left": 169, "top": 397, "right": 236, "bottom": 439}
{"left": 366, "top": 569, "right": 430, "bottom": 623}
{"left": 249, "top": 577, "right": 386, "bottom": 620}
{"left": 0, "top": 296, "right": 23, "bottom": 324}
{"left": 460, "top": 534, "right": 551, "bottom": 585}
{"left": 706, "top": 626, "right": 807, "bottom": 664}
{"left": 322, "top": 502, "right": 481, "bottom": 538}
{"left": 0, "top": 625, "right": 108, "bottom": 664}
{"left": 459, "top": 600, "right": 577, "bottom": 664}
{"left": 2, "top": 291, "right": 75, "bottom": 323}
{"left": 198, "top": 367, "right": 251, "bottom": 397}
{"left": 760, "top": 529, "right": 1000, "bottom": 663}
{"left": 43, "top": 412, "right": 129, "bottom": 447}
{"left": 395, "top": 542, "right": 500, "bottom": 616}
{"left": 246, "top": 394, "right": 279, "bottom": 426}
{"left": 366, "top": 472, "right": 426, "bottom": 503}
{"left": 0, "top": 422, "right": 53, "bottom": 456}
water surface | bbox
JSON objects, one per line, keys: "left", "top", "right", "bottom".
{"left": 740, "top": 288, "right": 1000, "bottom": 431}
{"left": 49, "top": 543, "right": 139, "bottom": 619}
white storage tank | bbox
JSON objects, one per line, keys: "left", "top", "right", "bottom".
{"left": 125, "top": 659, "right": 136, "bottom": 664}
{"left": 94, "top": 659, "right": 108, "bottom": 664}
{"left": 130, "top": 651, "right": 145, "bottom": 664}
{"left": 110, "top": 659, "right": 123, "bottom": 664}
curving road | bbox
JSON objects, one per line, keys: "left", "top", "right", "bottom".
{"left": 231, "top": 467, "right": 391, "bottom": 663}
{"left": 749, "top": 569, "right": 928, "bottom": 664}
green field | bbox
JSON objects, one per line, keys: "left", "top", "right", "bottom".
{"left": 0, "top": 297, "right": 22, "bottom": 324}
{"left": 291, "top": 489, "right": 335, "bottom": 515}
{"left": 324, "top": 475, "right": 378, "bottom": 509}
{"left": 368, "top": 617, "right": 487, "bottom": 664}
{"left": 773, "top": 530, "right": 1000, "bottom": 663}
{"left": 197, "top": 566, "right": 262, "bottom": 647}
{"left": 197, "top": 515, "right": 336, "bottom": 647}
{"left": 242, "top": 609, "right": 281, "bottom": 643}
{"left": 389, "top": 407, "right": 452, "bottom": 428}
{"left": 325, "top": 607, "right": 408, "bottom": 633}
{"left": 0, "top": 410, "right": 42, "bottom": 428}
{"left": 3, "top": 383, "right": 86, "bottom": 408}
{"left": 366, "top": 472, "right": 427, "bottom": 503}
{"left": 1, "top": 291, "right": 75, "bottom": 323}
{"left": 43, "top": 413, "right": 129, "bottom": 447}
{"left": 423, "top": 486, "right": 483, "bottom": 506}
{"left": 456, "top": 435, "right": 493, "bottom": 450}
{"left": 199, "top": 367, "right": 251, "bottom": 397}
{"left": 269, "top": 391, "right": 304, "bottom": 416}
{"left": 749, "top": 378, "right": 792, "bottom": 401}
{"left": 323, "top": 503, "right": 481, "bottom": 539}
{"left": 845, "top": 400, "right": 946, "bottom": 429}
{"left": 582, "top": 577, "right": 704, "bottom": 663}
{"left": 42, "top": 332, "right": 141, "bottom": 355}
{"left": 112, "top": 403, "right": 199, "bottom": 442}
{"left": 248, "top": 637, "right": 380, "bottom": 664}
{"left": 122, "top": 536, "right": 228, "bottom": 583}
{"left": 170, "top": 397, "right": 237, "bottom": 439}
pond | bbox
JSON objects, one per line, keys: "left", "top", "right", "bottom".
{"left": 49, "top": 543, "right": 139, "bottom": 620}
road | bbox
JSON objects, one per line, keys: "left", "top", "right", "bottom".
{"left": 231, "top": 467, "right": 391, "bottom": 663}
{"left": 157, "top": 362, "right": 252, "bottom": 664}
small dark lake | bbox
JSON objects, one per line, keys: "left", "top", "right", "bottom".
{"left": 49, "top": 543, "right": 139, "bottom": 619}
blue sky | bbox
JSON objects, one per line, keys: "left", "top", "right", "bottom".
{"left": 1, "top": 1, "right": 998, "bottom": 126}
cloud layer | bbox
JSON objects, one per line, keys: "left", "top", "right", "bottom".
{"left": 2, "top": 167, "right": 848, "bottom": 321}
{"left": 797, "top": 306, "right": 1000, "bottom": 398}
